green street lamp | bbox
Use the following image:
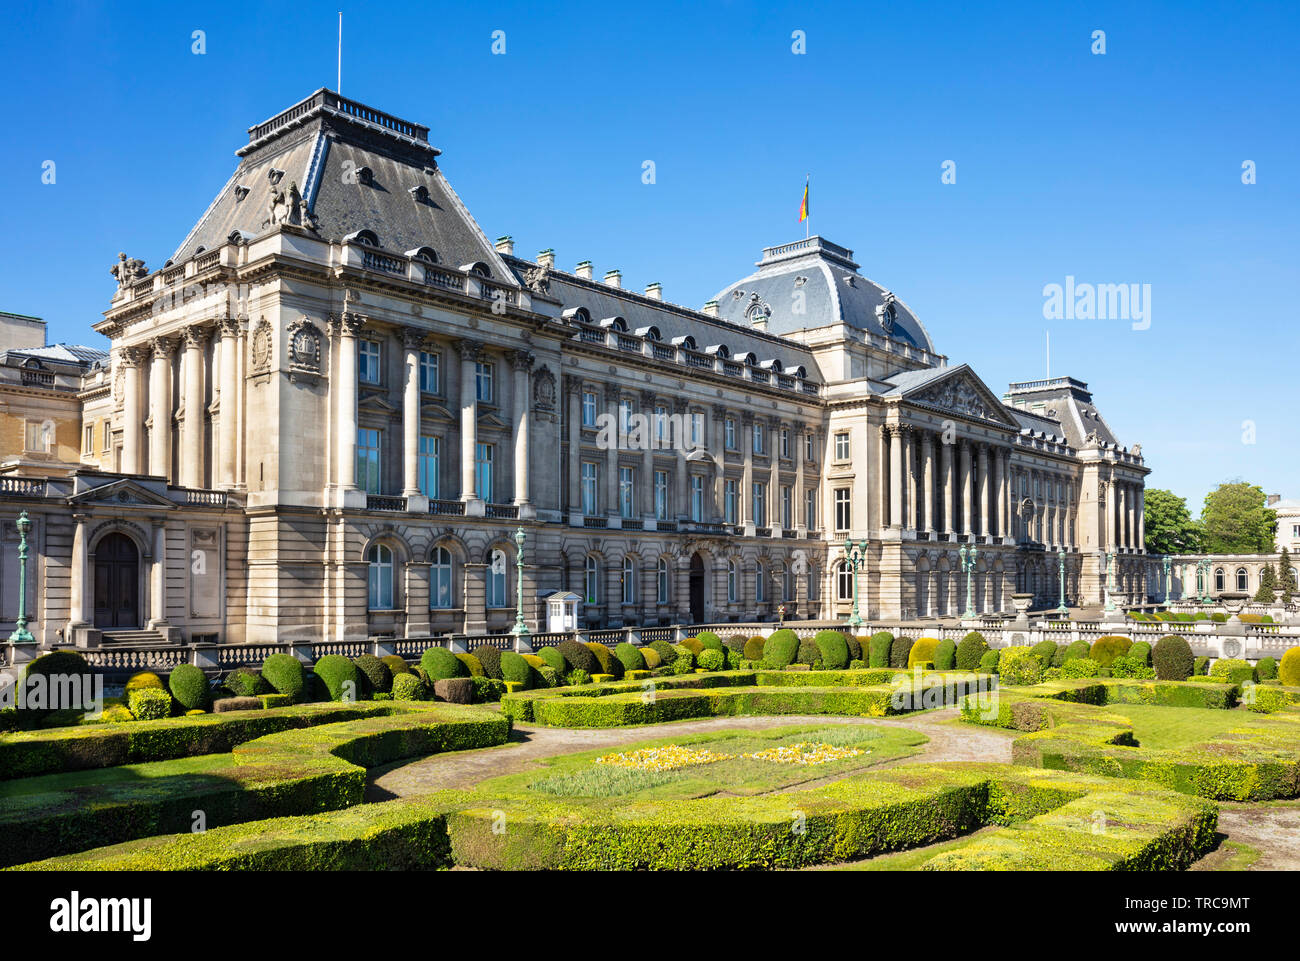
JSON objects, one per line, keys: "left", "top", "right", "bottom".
{"left": 1198, "top": 557, "right": 1211, "bottom": 604}
{"left": 8, "top": 510, "right": 34, "bottom": 644}
{"left": 510, "top": 526, "right": 530, "bottom": 638}
{"left": 1102, "top": 550, "right": 1116, "bottom": 612}
{"left": 1162, "top": 555, "right": 1173, "bottom": 603}
{"left": 959, "top": 544, "right": 978, "bottom": 618}
{"left": 1056, "top": 548, "right": 1069, "bottom": 615}
{"left": 842, "top": 537, "right": 868, "bottom": 631}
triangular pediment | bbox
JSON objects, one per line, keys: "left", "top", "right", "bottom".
{"left": 420, "top": 402, "right": 455, "bottom": 423}
{"left": 358, "top": 393, "right": 399, "bottom": 416}
{"left": 478, "top": 411, "right": 510, "bottom": 431}
{"left": 897, "top": 365, "right": 1019, "bottom": 428}
{"left": 68, "top": 478, "right": 177, "bottom": 508}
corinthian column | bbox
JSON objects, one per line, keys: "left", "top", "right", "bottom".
{"left": 888, "top": 425, "right": 903, "bottom": 528}
{"left": 512, "top": 350, "right": 534, "bottom": 507}
{"left": 149, "top": 336, "right": 176, "bottom": 480}
{"left": 960, "top": 440, "right": 973, "bottom": 536}
{"left": 457, "top": 339, "right": 481, "bottom": 501}
{"left": 976, "top": 443, "right": 990, "bottom": 539}
{"left": 120, "top": 347, "right": 144, "bottom": 474}
{"left": 217, "top": 318, "right": 241, "bottom": 489}
{"left": 920, "top": 430, "right": 934, "bottom": 534}
{"left": 402, "top": 328, "right": 424, "bottom": 498}
{"left": 181, "top": 326, "right": 210, "bottom": 488}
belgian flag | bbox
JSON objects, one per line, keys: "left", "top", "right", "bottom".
{"left": 799, "top": 177, "right": 809, "bottom": 222}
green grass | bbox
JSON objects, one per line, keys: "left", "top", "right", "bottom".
{"left": 1099, "top": 704, "right": 1258, "bottom": 750}
{"left": 819, "top": 826, "right": 1002, "bottom": 871}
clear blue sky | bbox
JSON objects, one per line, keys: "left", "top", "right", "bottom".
{"left": 1, "top": 0, "right": 1295, "bottom": 512}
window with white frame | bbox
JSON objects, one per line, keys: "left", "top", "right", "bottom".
{"left": 836, "top": 561, "right": 853, "bottom": 601}
{"left": 755, "top": 563, "right": 767, "bottom": 602}
{"left": 655, "top": 405, "right": 669, "bottom": 447}
{"left": 724, "top": 479, "right": 737, "bottom": 524}
{"left": 475, "top": 361, "right": 494, "bottom": 403}
{"left": 805, "top": 488, "right": 817, "bottom": 529}
{"left": 656, "top": 557, "right": 669, "bottom": 604}
{"left": 724, "top": 417, "right": 736, "bottom": 450}
{"left": 487, "top": 549, "right": 508, "bottom": 607}
{"left": 418, "top": 436, "right": 439, "bottom": 498}
{"left": 581, "top": 390, "right": 597, "bottom": 427}
{"left": 83, "top": 424, "right": 94, "bottom": 455}
{"left": 654, "top": 470, "right": 669, "bottom": 519}
{"left": 806, "top": 565, "right": 817, "bottom": 604}
{"left": 691, "top": 475, "right": 704, "bottom": 522}
{"left": 25, "top": 420, "right": 53, "bottom": 453}
{"left": 474, "top": 443, "right": 493, "bottom": 501}
{"left": 418, "top": 351, "right": 440, "bottom": 393}
{"left": 430, "top": 547, "right": 454, "bottom": 609}
{"left": 834, "top": 431, "right": 850, "bottom": 461}
{"left": 619, "top": 467, "right": 635, "bottom": 518}
{"left": 358, "top": 340, "right": 381, "bottom": 384}
{"left": 752, "top": 482, "right": 767, "bottom": 527}
{"left": 727, "top": 559, "right": 738, "bottom": 603}
{"left": 584, "top": 556, "right": 600, "bottom": 604}
{"left": 781, "top": 563, "right": 792, "bottom": 602}
{"left": 780, "top": 485, "right": 792, "bottom": 529}
{"left": 752, "top": 423, "right": 765, "bottom": 455}
{"left": 690, "top": 411, "right": 704, "bottom": 449}
{"left": 780, "top": 428, "right": 790, "bottom": 459}
{"left": 834, "top": 488, "right": 851, "bottom": 532}
{"left": 357, "top": 428, "right": 382, "bottom": 494}
{"left": 619, "top": 399, "right": 635, "bottom": 438}
{"left": 622, "top": 557, "right": 637, "bottom": 604}
{"left": 581, "top": 462, "right": 598, "bottom": 514}
{"left": 805, "top": 431, "right": 815, "bottom": 462}
{"left": 367, "top": 543, "right": 395, "bottom": 610}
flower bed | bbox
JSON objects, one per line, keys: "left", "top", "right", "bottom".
{"left": 745, "top": 742, "right": 864, "bottom": 765}
{"left": 594, "top": 745, "right": 734, "bottom": 771}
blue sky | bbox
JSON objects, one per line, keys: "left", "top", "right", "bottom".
{"left": 1, "top": 0, "right": 1295, "bottom": 512}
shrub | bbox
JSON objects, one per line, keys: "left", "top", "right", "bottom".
{"left": 213, "top": 696, "right": 263, "bottom": 713}
{"left": 101, "top": 704, "right": 135, "bottom": 723}
{"left": 1089, "top": 635, "right": 1132, "bottom": 668}
{"left": 1109, "top": 655, "right": 1156, "bottom": 680}
{"left": 434, "top": 678, "right": 474, "bottom": 704}
{"left": 614, "top": 642, "right": 646, "bottom": 673}
{"left": 845, "top": 635, "right": 863, "bottom": 662}
{"left": 933, "top": 639, "right": 957, "bottom": 671}
{"left": 262, "top": 653, "right": 305, "bottom": 701}
{"left": 127, "top": 687, "right": 172, "bottom": 721}
{"left": 641, "top": 647, "right": 662, "bottom": 670}
{"left": 585, "top": 642, "right": 624, "bottom": 679}
{"left": 381, "top": 655, "right": 411, "bottom": 677}
{"left": 536, "top": 646, "right": 567, "bottom": 676}
{"left": 1193, "top": 656, "right": 1210, "bottom": 676}
{"left": 1279, "top": 648, "right": 1300, "bottom": 687}
{"left": 649, "top": 640, "right": 678, "bottom": 665}
{"left": 998, "top": 647, "right": 1043, "bottom": 686}
{"left": 1210, "top": 613, "right": 1227, "bottom": 624}
{"left": 421, "top": 647, "right": 465, "bottom": 681}
{"left": 353, "top": 654, "right": 393, "bottom": 696}
{"left": 471, "top": 677, "right": 507, "bottom": 703}
{"left": 19, "top": 651, "right": 95, "bottom": 724}
{"left": 743, "top": 637, "right": 766, "bottom": 661}
{"left": 125, "top": 671, "right": 165, "bottom": 693}
{"left": 694, "top": 631, "right": 724, "bottom": 652}
{"left": 955, "top": 632, "right": 988, "bottom": 671}
{"left": 314, "top": 655, "right": 360, "bottom": 701}
{"left": 499, "top": 651, "right": 532, "bottom": 689}
{"left": 558, "top": 640, "right": 599, "bottom": 675}
{"left": 471, "top": 646, "right": 504, "bottom": 680}
{"left": 723, "top": 636, "right": 748, "bottom": 654}
{"left": 726, "top": 650, "right": 744, "bottom": 670}
{"left": 1061, "top": 657, "right": 1100, "bottom": 679}
{"left": 168, "top": 664, "right": 210, "bottom": 711}
{"left": 978, "top": 650, "right": 1000, "bottom": 674}
{"left": 1030, "top": 640, "right": 1058, "bottom": 671}
{"left": 672, "top": 644, "right": 695, "bottom": 667}
{"left": 1209, "top": 658, "right": 1256, "bottom": 685}
{"left": 671, "top": 657, "right": 693, "bottom": 676}
{"left": 1256, "top": 656, "right": 1278, "bottom": 681}
{"left": 1152, "top": 634, "right": 1195, "bottom": 681}
{"left": 795, "top": 641, "right": 822, "bottom": 668}
{"left": 455, "top": 653, "right": 485, "bottom": 677}
{"left": 868, "top": 632, "right": 894, "bottom": 668}
{"left": 224, "top": 668, "right": 269, "bottom": 698}
{"left": 680, "top": 637, "right": 705, "bottom": 655}
{"left": 1129, "top": 641, "right": 1152, "bottom": 666}
{"left": 391, "top": 673, "right": 426, "bottom": 701}
{"left": 697, "top": 649, "right": 725, "bottom": 672}
{"left": 762, "top": 629, "right": 800, "bottom": 668}
{"left": 908, "top": 637, "right": 940, "bottom": 669}
{"left": 889, "top": 636, "right": 913, "bottom": 669}
{"left": 1049, "top": 644, "right": 1071, "bottom": 668}
{"left": 536, "top": 665, "right": 561, "bottom": 688}
{"left": 812, "top": 630, "right": 850, "bottom": 670}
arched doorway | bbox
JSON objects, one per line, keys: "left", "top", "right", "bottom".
{"left": 93, "top": 532, "right": 140, "bottom": 629}
{"left": 689, "top": 553, "right": 705, "bottom": 624}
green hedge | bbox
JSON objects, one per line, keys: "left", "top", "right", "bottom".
{"left": 868, "top": 632, "right": 894, "bottom": 668}
{"left": 762, "top": 629, "right": 800, "bottom": 668}
{"left": 955, "top": 633, "right": 988, "bottom": 671}
{"left": 812, "top": 631, "right": 850, "bottom": 670}
{"left": 262, "top": 654, "right": 305, "bottom": 702}
{"left": 314, "top": 655, "right": 359, "bottom": 702}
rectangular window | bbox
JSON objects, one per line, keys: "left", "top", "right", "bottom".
{"left": 581, "top": 462, "right": 599, "bottom": 515}
{"left": 806, "top": 432, "right": 815, "bottom": 462}
{"left": 725, "top": 418, "right": 736, "bottom": 450}
{"left": 418, "top": 351, "right": 440, "bottom": 393}
{"left": 752, "top": 482, "right": 767, "bottom": 527}
{"left": 83, "top": 424, "right": 94, "bottom": 455}
{"left": 474, "top": 443, "right": 494, "bottom": 501}
{"left": 834, "top": 488, "right": 851, "bottom": 532}
{"left": 834, "top": 431, "right": 850, "bottom": 461}
{"left": 805, "top": 488, "right": 817, "bottom": 529}
{"left": 657, "top": 562, "right": 669, "bottom": 604}
{"left": 690, "top": 412, "right": 704, "bottom": 449}
{"left": 357, "top": 428, "right": 382, "bottom": 494}
{"left": 654, "top": 470, "right": 669, "bottom": 519}
{"left": 780, "top": 428, "right": 790, "bottom": 459}
{"left": 781, "top": 485, "right": 792, "bottom": 529}
{"left": 752, "top": 423, "right": 765, "bottom": 455}
{"left": 756, "top": 566, "right": 767, "bottom": 603}
{"left": 581, "top": 390, "right": 597, "bottom": 427}
{"left": 618, "top": 400, "right": 635, "bottom": 437}
{"left": 418, "top": 436, "right": 440, "bottom": 499}
{"left": 358, "top": 340, "right": 381, "bottom": 384}
{"left": 619, "top": 466, "right": 635, "bottom": 518}
{"left": 725, "top": 479, "right": 737, "bottom": 524}
{"left": 102, "top": 421, "right": 110, "bottom": 453}
{"left": 690, "top": 475, "right": 704, "bottom": 522}
{"left": 655, "top": 405, "right": 669, "bottom": 446}
{"left": 475, "top": 361, "right": 494, "bottom": 403}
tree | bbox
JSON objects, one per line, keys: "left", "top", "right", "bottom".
{"left": 1199, "top": 482, "right": 1276, "bottom": 554}
{"left": 1143, "top": 488, "right": 1201, "bottom": 555}
{"left": 1279, "top": 547, "right": 1296, "bottom": 604}
{"left": 1255, "top": 562, "right": 1277, "bottom": 602}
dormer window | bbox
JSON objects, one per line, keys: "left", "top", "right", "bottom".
{"left": 562, "top": 306, "right": 591, "bottom": 325}
{"left": 462, "top": 262, "right": 491, "bottom": 278}
{"left": 346, "top": 229, "right": 381, "bottom": 248}
{"left": 355, "top": 165, "right": 374, "bottom": 186}
{"left": 408, "top": 184, "right": 429, "bottom": 202}
{"left": 407, "top": 246, "right": 439, "bottom": 263}
{"left": 598, "top": 317, "right": 627, "bottom": 332}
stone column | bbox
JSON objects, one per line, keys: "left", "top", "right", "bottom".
{"left": 402, "top": 328, "right": 425, "bottom": 498}
{"left": 604, "top": 384, "right": 620, "bottom": 519}
{"left": 148, "top": 337, "right": 175, "bottom": 479}
{"left": 673, "top": 399, "right": 688, "bottom": 519}
{"left": 1105, "top": 477, "right": 1117, "bottom": 551}
{"left": 711, "top": 405, "right": 727, "bottom": 521}
{"left": 900, "top": 427, "right": 912, "bottom": 529}
{"left": 68, "top": 512, "right": 89, "bottom": 628}
{"left": 120, "top": 347, "right": 144, "bottom": 474}
{"left": 976, "top": 443, "right": 990, "bottom": 539}
{"left": 1137, "top": 486, "right": 1145, "bottom": 551}
{"left": 794, "top": 422, "right": 806, "bottom": 531}
{"left": 565, "top": 376, "right": 581, "bottom": 513}
{"left": 920, "top": 430, "right": 934, "bottom": 534}
{"left": 148, "top": 520, "right": 168, "bottom": 630}
{"left": 769, "top": 417, "right": 781, "bottom": 529}
{"left": 941, "top": 436, "right": 954, "bottom": 534}
{"left": 456, "top": 339, "right": 481, "bottom": 501}
{"left": 742, "top": 412, "right": 755, "bottom": 524}
{"left": 511, "top": 350, "right": 534, "bottom": 507}
{"left": 181, "top": 326, "right": 209, "bottom": 489}
{"left": 960, "top": 440, "right": 973, "bottom": 536}
{"left": 643, "top": 392, "right": 660, "bottom": 517}
{"left": 990, "top": 447, "right": 1003, "bottom": 538}
{"left": 217, "top": 318, "right": 241, "bottom": 489}
{"left": 888, "top": 425, "right": 903, "bottom": 528}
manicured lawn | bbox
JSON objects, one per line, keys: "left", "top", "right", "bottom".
{"left": 1099, "top": 704, "right": 1255, "bottom": 751}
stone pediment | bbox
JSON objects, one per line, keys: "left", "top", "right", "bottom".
{"left": 68, "top": 478, "right": 177, "bottom": 508}
{"left": 901, "top": 367, "right": 1018, "bottom": 428}
{"left": 419, "top": 402, "right": 455, "bottom": 423}
{"left": 477, "top": 411, "right": 511, "bottom": 431}
{"left": 358, "top": 394, "right": 399, "bottom": 416}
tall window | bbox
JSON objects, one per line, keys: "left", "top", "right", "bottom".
{"left": 581, "top": 390, "right": 597, "bottom": 427}
{"left": 584, "top": 556, "right": 600, "bottom": 604}
{"left": 654, "top": 470, "right": 669, "bottom": 519}
{"left": 724, "top": 479, "right": 737, "bottom": 524}
{"left": 834, "top": 488, "right": 851, "bottom": 532}
{"left": 474, "top": 443, "right": 493, "bottom": 501}
{"left": 752, "top": 482, "right": 767, "bottom": 527}
{"left": 487, "top": 550, "right": 507, "bottom": 607}
{"left": 618, "top": 400, "right": 635, "bottom": 438}
{"left": 1214, "top": 568, "right": 1225, "bottom": 591}
{"left": 418, "top": 351, "right": 440, "bottom": 393}
{"left": 358, "top": 340, "right": 381, "bottom": 384}
{"left": 752, "top": 423, "right": 765, "bottom": 455}
{"left": 805, "top": 488, "right": 817, "bottom": 529}
{"left": 781, "top": 563, "right": 792, "bottom": 602}
{"left": 780, "top": 428, "right": 790, "bottom": 459}
{"left": 836, "top": 561, "right": 853, "bottom": 601}
{"left": 83, "top": 424, "right": 94, "bottom": 455}
{"left": 805, "top": 432, "right": 815, "bottom": 462}
{"left": 367, "top": 543, "right": 395, "bottom": 610}
{"left": 727, "top": 560, "right": 738, "bottom": 603}
{"left": 1236, "top": 568, "right": 1248, "bottom": 592}
{"left": 655, "top": 405, "right": 669, "bottom": 447}
{"left": 690, "top": 412, "right": 704, "bottom": 449}
{"left": 755, "top": 563, "right": 767, "bottom": 603}
{"left": 806, "top": 565, "right": 818, "bottom": 605}
{"left": 780, "top": 486, "right": 792, "bottom": 529}
{"left": 622, "top": 557, "right": 637, "bottom": 604}
{"left": 691, "top": 475, "right": 704, "bottom": 522}
{"left": 725, "top": 417, "right": 736, "bottom": 450}
{"left": 418, "top": 436, "right": 440, "bottom": 498}
{"left": 834, "top": 432, "right": 850, "bottom": 460}
{"left": 619, "top": 467, "right": 635, "bottom": 518}
{"left": 431, "top": 547, "right": 454, "bottom": 609}
{"left": 581, "top": 462, "right": 598, "bottom": 514}
{"left": 656, "top": 557, "right": 670, "bottom": 604}
{"left": 475, "top": 361, "right": 494, "bottom": 403}
{"left": 357, "top": 428, "right": 382, "bottom": 494}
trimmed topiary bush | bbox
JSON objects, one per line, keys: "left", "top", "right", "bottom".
{"left": 558, "top": 639, "right": 599, "bottom": 675}
{"left": 127, "top": 687, "right": 171, "bottom": 720}
{"left": 680, "top": 637, "right": 704, "bottom": 655}
{"left": 723, "top": 636, "right": 748, "bottom": 654}
{"left": 1152, "top": 634, "right": 1194, "bottom": 681}
{"left": 167, "top": 664, "right": 210, "bottom": 711}
{"left": 421, "top": 647, "right": 465, "bottom": 681}
{"left": 353, "top": 653, "right": 393, "bottom": 696}
{"left": 978, "top": 649, "right": 1000, "bottom": 674}
{"left": 762, "top": 629, "right": 800, "bottom": 668}
{"left": 998, "top": 647, "right": 1043, "bottom": 686}
{"left": 908, "top": 637, "right": 941, "bottom": 669}
{"left": 536, "top": 665, "right": 561, "bottom": 688}
{"left": 585, "top": 642, "right": 623, "bottom": 679}
{"left": 1256, "top": 656, "right": 1278, "bottom": 681}
{"left": 455, "top": 653, "right": 485, "bottom": 677}
{"left": 955, "top": 632, "right": 988, "bottom": 671}
{"left": 313, "top": 655, "right": 360, "bottom": 701}
{"left": 933, "top": 639, "right": 957, "bottom": 671}
{"left": 433, "top": 678, "right": 474, "bottom": 704}
{"left": 125, "top": 671, "right": 165, "bottom": 693}
{"left": 1049, "top": 643, "right": 1071, "bottom": 668}
{"left": 1209, "top": 658, "right": 1256, "bottom": 685}
{"left": 19, "top": 651, "right": 95, "bottom": 724}
{"left": 1089, "top": 635, "right": 1132, "bottom": 668}
{"left": 536, "top": 646, "right": 567, "bottom": 676}
{"left": 380, "top": 655, "right": 411, "bottom": 677}
{"left": 743, "top": 637, "right": 766, "bottom": 661}
{"left": 1129, "top": 641, "right": 1152, "bottom": 666}
{"left": 889, "top": 636, "right": 913, "bottom": 669}
{"left": 499, "top": 651, "right": 532, "bottom": 689}
{"left": 640, "top": 647, "right": 662, "bottom": 670}
{"left": 795, "top": 640, "right": 822, "bottom": 668}
{"left": 1030, "top": 640, "right": 1058, "bottom": 671}
{"left": 101, "top": 704, "right": 135, "bottom": 723}
{"left": 471, "top": 646, "right": 504, "bottom": 680}
{"left": 1109, "top": 655, "right": 1155, "bottom": 679}
{"left": 213, "top": 696, "right": 262, "bottom": 713}
{"left": 391, "top": 673, "right": 426, "bottom": 701}
{"left": 1279, "top": 648, "right": 1300, "bottom": 687}
{"left": 261, "top": 653, "right": 305, "bottom": 702}
{"left": 812, "top": 630, "right": 850, "bottom": 670}
{"left": 1193, "top": 656, "right": 1210, "bottom": 676}
{"left": 470, "top": 676, "right": 507, "bottom": 703}
{"left": 649, "top": 640, "right": 677, "bottom": 664}
{"left": 697, "top": 649, "right": 725, "bottom": 672}
{"left": 694, "top": 631, "right": 724, "bottom": 653}
{"left": 845, "top": 635, "right": 863, "bottom": 662}
{"left": 868, "top": 631, "right": 894, "bottom": 668}
{"left": 614, "top": 642, "right": 646, "bottom": 673}
{"left": 223, "top": 668, "right": 269, "bottom": 698}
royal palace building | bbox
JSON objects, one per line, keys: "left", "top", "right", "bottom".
{"left": 0, "top": 90, "right": 1150, "bottom": 648}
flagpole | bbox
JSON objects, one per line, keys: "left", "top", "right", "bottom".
{"left": 805, "top": 175, "right": 810, "bottom": 239}
{"left": 337, "top": 12, "right": 343, "bottom": 93}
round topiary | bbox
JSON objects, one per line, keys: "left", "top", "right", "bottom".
{"left": 907, "top": 637, "right": 940, "bottom": 669}
{"left": 868, "top": 631, "right": 894, "bottom": 668}
{"left": 672, "top": 644, "right": 695, "bottom": 668}
{"left": 499, "top": 650, "right": 532, "bottom": 689}
{"left": 1029, "top": 640, "right": 1058, "bottom": 671}
{"left": 1256, "top": 656, "right": 1278, "bottom": 681}
{"left": 955, "top": 632, "right": 988, "bottom": 671}
{"left": 795, "top": 640, "right": 821, "bottom": 668}
{"left": 680, "top": 637, "right": 705, "bottom": 656}
{"left": 128, "top": 687, "right": 172, "bottom": 720}
{"left": 812, "top": 630, "right": 850, "bottom": 670}
{"left": 998, "top": 647, "right": 1043, "bottom": 686}
{"left": 649, "top": 640, "right": 678, "bottom": 665}
{"left": 697, "top": 649, "right": 725, "bottom": 672}
{"left": 391, "top": 672, "right": 426, "bottom": 701}
{"left": 670, "top": 657, "right": 692, "bottom": 676}
{"left": 353, "top": 653, "right": 392, "bottom": 695}
{"left": 1128, "top": 641, "right": 1152, "bottom": 666}
{"left": 1152, "top": 634, "right": 1194, "bottom": 681}
{"left": 223, "top": 668, "right": 269, "bottom": 698}
{"left": 584, "top": 642, "right": 623, "bottom": 679}
{"left": 421, "top": 646, "right": 465, "bottom": 681}
{"left": 1279, "top": 647, "right": 1300, "bottom": 687}
{"left": 723, "top": 636, "right": 748, "bottom": 654}
{"left": 978, "top": 649, "right": 1000, "bottom": 674}
{"left": 536, "top": 646, "right": 567, "bottom": 676}
{"left": 101, "top": 704, "right": 135, "bottom": 723}
{"left": 536, "top": 665, "right": 561, "bottom": 687}
{"left": 1049, "top": 643, "right": 1071, "bottom": 668}
{"left": 557, "top": 639, "right": 599, "bottom": 675}
{"left": 19, "top": 651, "right": 94, "bottom": 722}
{"left": 314, "top": 654, "right": 360, "bottom": 701}
{"left": 381, "top": 655, "right": 411, "bottom": 677}
{"left": 456, "top": 653, "right": 485, "bottom": 677}
{"left": 640, "top": 647, "right": 663, "bottom": 670}
{"left": 471, "top": 646, "right": 504, "bottom": 680}
{"left": 762, "top": 629, "right": 800, "bottom": 668}
{"left": 889, "top": 636, "right": 913, "bottom": 669}
{"left": 743, "top": 637, "right": 766, "bottom": 661}
{"left": 694, "top": 631, "right": 724, "bottom": 652}
{"left": 261, "top": 653, "right": 305, "bottom": 701}
{"left": 1089, "top": 635, "right": 1132, "bottom": 668}
{"left": 1109, "top": 655, "right": 1154, "bottom": 679}
{"left": 125, "top": 671, "right": 165, "bottom": 693}
{"left": 1061, "top": 640, "right": 1091, "bottom": 665}
{"left": 614, "top": 642, "right": 646, "bottom": 673}
{"left": 168, "top": 663, "right": 210, "bottom": 711}
{"left": 845, "top": 635, "right": 863, "bottom": 663}
{"left": 933, "top": 639, "right": 957, "bottom": 671}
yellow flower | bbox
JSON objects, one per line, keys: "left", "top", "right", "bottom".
{"left": 744, "top": 742, "right": 865, "bottom": 765}
{"left": 593, "top": 744, "right": 734, "bottom": 771}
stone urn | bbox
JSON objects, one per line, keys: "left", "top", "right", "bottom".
{"left": 1218, "top": 592, "right": 1250, "bottom": 635}
{"left": 1010, "top": 593, "right": 1034, "bottom": 626}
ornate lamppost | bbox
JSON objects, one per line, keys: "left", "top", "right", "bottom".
{"left": 959, "top": 544, "right": 978, "bottom": 618}
{"left": 1056, "top": 548, "right": 1069, "bottom": 615}
{"left": 1162, "top": 555, "right": 1173, "bottom": 602}
{"left": 8, "top": 510, "right": 34, "bottom": 644}
{"left": 843, "top": 538, "right": 868, "bottom": 631}
{"left": 1102, "top": 550, "right": 1116, "bottom": 612}
{"left": 510, "top": 526, "right": 530, "bottom": 639}
{"left": 1198, "top": 557, "right": 1212, "bottom": 604}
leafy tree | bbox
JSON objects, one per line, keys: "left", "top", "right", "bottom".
{"left": 1255, "top": 562, "right": 1277, "bottom": 602}
{"left": 1199, "top": 482, "right": 1275, "bottom": 554}
{"left": 1143, "top": 488, "right": 1201, "bottom": 555}
{"left": 1279, "top": 547, "right": 1296, "bottom": 603}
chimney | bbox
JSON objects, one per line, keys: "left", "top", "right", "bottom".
{"left": 603, "top": 269, "right": 622, "bottom": 288}
{"left": 645, "top": 282, "right": 662, "bottom": 300}
{"left": 575, "top": 260, "right": 593, "bottom": 280}
{"left": 702, "top": 300, "right": 719, "bottom": 317}
{"left": 1268, "top": 493, "right": 1281, "bottom": 506}
{"left": 537, "top": 248, "right": 555, "bottom": 269}
{"left": 494, "top": 235, "right": 514, "bottom": 256}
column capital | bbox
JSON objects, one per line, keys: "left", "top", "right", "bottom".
{"left": 640, "top": 389, "right": 658, "bottom": 408}
{"left": 711, "top": 404, "right": 728, "bottom": 419}
{"left": 671, "top": 397, "right": 688, "bottom": 415}
{"left": 562, "top": 373, "right": 583, "bottom": 397}
{"left": 455, "top": 337, "right": 483, "bottom": 360}
{"left": 150, "top": 336, "right": 178, "bottom": 360}
{"left": 509, "top": 349, "right": 535, "bottom": 372}
{"left": 604, "top": 382, "right": 622, "bottom": 404}
{"left": 182, "top": 324, "right": 213, "bottom": 349}
{"left": 402, "top": 325, "right": 428, "bottom": 350}
{"left": 218, "top": 316, "right": 242, "bottom": 339}
{"left": 118, "top": 345, "right": 145, "bottom": 367}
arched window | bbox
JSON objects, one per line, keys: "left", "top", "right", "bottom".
{"left": 1214, "top": 568, "right": 1225, "bottom": 592}
{"left": 584, "top": 556, "right": 600, "bottom": 605}
{"left": 368, "top": 544, "right": 395, "bottom": 610}
{"left": 1292, "top": 567, "right": 1298, "bottom": 587}
{"left": 487, "top": 549, "right": 508, "bottom": 608}
{"left": 622, "top": 557, "right": 637, "bottom": 605}
{"left": 430, "top": 547, "right": 454, "bottom": 609}
{"left": 727, "top": 560, "right": 738, "bottom": 603}
{"left": 1236, "top": 568, "right": 1248, "bottom": 592}
{"left": 656, "top": 557, "right": 670, "bottom": 604}
{"left": 755, "top": 563, "right": 767, "bottom": 603}
{"left": 837, "top": 561, "right": 853, "bottom": 601}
